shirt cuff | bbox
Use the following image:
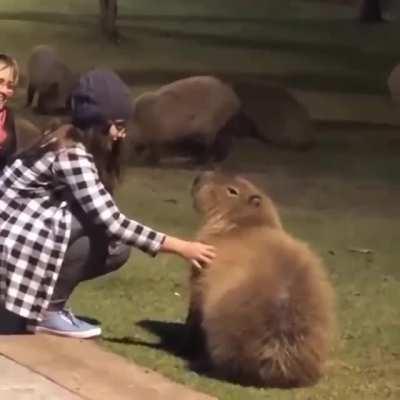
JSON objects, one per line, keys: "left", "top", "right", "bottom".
{"left": 147, "top": 232, "right": 166, "bottom": 257}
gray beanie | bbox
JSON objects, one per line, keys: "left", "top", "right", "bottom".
{"left": 70, "top": 69, "right": 132, "bottom": 130}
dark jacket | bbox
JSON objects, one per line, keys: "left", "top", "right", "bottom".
{"left": 0, "top": 107, "right": 17, "bottom": 170}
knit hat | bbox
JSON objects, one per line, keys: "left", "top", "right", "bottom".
{"left": 70, "top": 69, "right": 132, "bottom": 130}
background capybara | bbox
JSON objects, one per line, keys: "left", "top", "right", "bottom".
{"left": 387, "top": 63, "right": 400, "bottom": 105}
{"left": 128, "top": 75, "right": 241, "bottom": 164}
{"left": 14, "top": 117, "right": 41, "bottom": 151}
{"left": 186, "top": 172, "right": 336, "bottom": 388}
{"left": 26, "top": 45, "right": 76, "bottom": 115}
{"left": 233, "top": 80, "right": 316, "bottom": 150}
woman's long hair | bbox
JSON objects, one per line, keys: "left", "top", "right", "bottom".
{"left": 14, "top": 120, "right": 125, "bottom": 194}
{"left": 79, "top": 123, "right": 124, "bottom": 194}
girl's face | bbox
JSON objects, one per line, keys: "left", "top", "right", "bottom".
{"left": 108, "top": 120, "right": 127, "bottom": 141}
{"left": 0, "top": 64, "right": 16, "bottom": 110}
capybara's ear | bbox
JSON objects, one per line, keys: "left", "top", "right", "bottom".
{"left": 248, "top": 194, "right": 262, "bottom": 207}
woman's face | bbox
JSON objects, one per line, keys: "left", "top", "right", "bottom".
{"left": 108, "top": 119, "right": 127, "bottom": 141}
{"left": 0, "top": 64, "right": 16, "bottom": 110}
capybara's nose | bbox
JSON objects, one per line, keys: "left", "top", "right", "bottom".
{"left": 192, "top": 171, "right": 215, "bottom": 190}
{"left": 192, "top": 174, "right": 202, "bottom": 188}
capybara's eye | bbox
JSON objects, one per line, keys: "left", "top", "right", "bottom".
{"left": 227, "top": 186, "right": 239, "bottom": 196}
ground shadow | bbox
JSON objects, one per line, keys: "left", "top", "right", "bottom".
{"left": 103, "top": 320, "right": 273, "bottom": 387}
{"left": 76, "top": 315, "right": 102, "bottom": 326}
{"left": 104, "top": 319, "right": 189, "bottom": 359}
{"left": 103, "top": 320, "right": 233, "bottom": 384}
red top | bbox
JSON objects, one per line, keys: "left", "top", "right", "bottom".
{"left": 0, "top": 108, "right": 7, "bottom": 147}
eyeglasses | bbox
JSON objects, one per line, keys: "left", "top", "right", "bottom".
{"left": 109, "top": 120, "right": 126, "bottom": 131}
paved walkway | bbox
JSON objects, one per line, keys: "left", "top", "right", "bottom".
{"left": 0, "top": 335, "right": 216, "bottom": 400}
{"left": 0, "top": 355, "right": 83, "bottom": 400}
{"left": 290, "top": 89, "right": 400, "bottom": 126}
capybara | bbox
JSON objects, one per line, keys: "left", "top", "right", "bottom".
{"left": 129, "top": 76, "right": 241, "bottom": 164}
{"left": 388, "top": 63, "right": 400, "bottom": 104}
{"left": 186, "top": 172, "right": 336, "bottom": 387}
{"left": 14, "top": 117, "right": 41, "bottom": 151}
{"left": 233, "top": 81, "right": 315, "bottom": 150}
{"left": 26, "top": 45, "right": 76, "bottom": 115}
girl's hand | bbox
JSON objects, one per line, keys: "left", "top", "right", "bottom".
{"left": 109, "top": 120, "right": 127, "bottom": 141}
{"left": 181, "top": 241, "right": 216, "bottom": 269}
{"left": 161, "top": 236, "right": 216, "bottom": 269}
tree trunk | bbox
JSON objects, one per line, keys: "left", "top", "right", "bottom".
{"left": 359, "top": 0, "right": 383, "bottom": 22}
{"left": 99, "top": 0, "right": 119, "bottom": 41}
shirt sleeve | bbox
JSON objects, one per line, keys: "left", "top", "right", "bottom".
{"left": 52, "top": 144, "right": 166, "bottom": 256}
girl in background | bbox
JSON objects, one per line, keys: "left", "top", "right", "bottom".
{"left": 0, "top": 54, "right": 18, "bottom": 169}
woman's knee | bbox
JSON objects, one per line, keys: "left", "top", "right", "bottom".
{"left": 105, "top": 242, "right": 131, "bottom": 272}
{"left": 61, "top": 236, "right": 91, "bottom": 280}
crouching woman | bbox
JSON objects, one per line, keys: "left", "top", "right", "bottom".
{"left": 0, "top": 69, "right": 215, "bottom": 338}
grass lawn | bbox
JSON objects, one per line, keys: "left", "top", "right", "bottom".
{"left": 1, "top": 1, "right": 399, "bottom": 398}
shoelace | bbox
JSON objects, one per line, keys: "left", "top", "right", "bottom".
{"left": 59, "top": 309, "right": 80, "bottom": 327}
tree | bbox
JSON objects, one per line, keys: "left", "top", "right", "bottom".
{"left": 359, "top": 0, "right": 383, "bottom": 22}
{"left": 99, "top": 0, "right": 119, "bottom": 42}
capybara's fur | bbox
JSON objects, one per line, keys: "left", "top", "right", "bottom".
{"left": 388, "top": 63, "right": 400, "bottom": 104}
{"left": 129, "top": 76, "right": 240, "bottom": 164}
{"left": 26, "top": 45, "right": 76, "bottom": 115}
{"left": 186, "top": 172, "right": 336, "bottom": 387}
{"left": 14, "top": 117, "right": 41, "bottom": 151}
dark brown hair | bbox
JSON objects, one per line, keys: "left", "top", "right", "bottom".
{"left": 79, "top": 123, "right": 124, "bottom": 194}
{"left": 15, "top": 121, "right": 125, "bottom": 194}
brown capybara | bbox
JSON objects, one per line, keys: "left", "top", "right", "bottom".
{"left": 129, "top": 76, "right": 240, "bottom": 164}
{"left": 186, "top": 172, "right": 336, "bottom": 388}
{"left": 26, "top": 45, "right": 76, "bottom": 115}
{"left": 233, "top": 81, "right": 315, "bottom": 150}
{"left": 388, "top": 63, "right": 400, "bottom": 104}
{"left": 14, "top": 117, "right": 41, "bottom": 151}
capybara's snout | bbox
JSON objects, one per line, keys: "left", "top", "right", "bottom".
{"left": 191, "top": 170, "right": 216, "bottom": 193}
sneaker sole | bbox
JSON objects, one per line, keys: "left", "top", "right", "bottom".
{"left": 27, "top": 325, "right": 102, "bottom": 339}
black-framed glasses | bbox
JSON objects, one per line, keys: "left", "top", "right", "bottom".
{"left": 109, "top": 119, "right": 126, "bottom": 131}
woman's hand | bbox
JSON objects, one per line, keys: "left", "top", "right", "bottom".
{"left": 180, "top": 241, "right": 216, "bottom": 270}
{"left": 161, "top": 236, "right": 216, "bottom": 269}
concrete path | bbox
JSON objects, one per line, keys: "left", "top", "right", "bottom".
{"left": 0, "top": 355, "right": 83, "bottom": 400}
{"left": 0, "top": 335, "right": 216, "bottom": 400}
{"left": 290, "top": 89, "right": 400, "bottom": 126}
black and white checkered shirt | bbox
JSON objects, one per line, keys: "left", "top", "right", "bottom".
{"left": 0, "top": 143, "right": 165, "bottom": 321}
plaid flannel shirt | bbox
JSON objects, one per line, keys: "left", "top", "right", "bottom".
{"left": 0, "top": 143, "right": 165, "bottom": 321}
